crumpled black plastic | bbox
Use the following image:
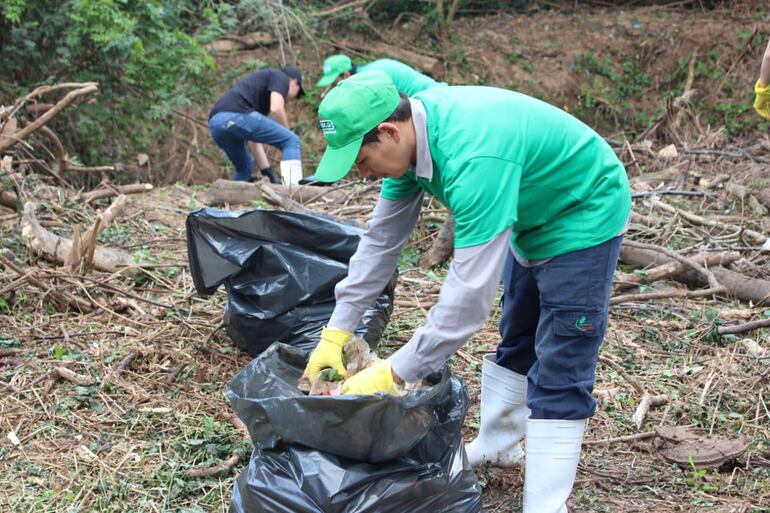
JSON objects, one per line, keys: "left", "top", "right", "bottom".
{"left": 228, "top": 344, "right": 482, "bottom": 513}
{"left": 186, "top": 208, "right": 396, "bottom": 355}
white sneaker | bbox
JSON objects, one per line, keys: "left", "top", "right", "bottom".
{"left": 465, "top": 354, "right": 529, "bottom": 467}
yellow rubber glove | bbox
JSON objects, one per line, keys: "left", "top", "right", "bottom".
{"left": 341, "top": 360, "right": 397, "bottom": 395}
{"left": 303, "top": 326, "right": 352, "bottom": 380}
{"left": 754, "top": 80, "right": 770, "bottom": 121}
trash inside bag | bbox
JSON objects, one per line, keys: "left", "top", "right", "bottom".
{"left": 228, "top": 344, "right": 482, "bottom": 513}
{"left": 186, "top": 208, "right": 396, "bottom": 355}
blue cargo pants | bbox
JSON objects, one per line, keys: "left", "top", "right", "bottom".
{"left": 496, "top": 235, "right": 623, "bottom": 420}
{"left": 208, "top": 111, "right": 301, "bottom": 182}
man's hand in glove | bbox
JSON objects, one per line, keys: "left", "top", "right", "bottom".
{"left": 342, "top": 360, "right": 400, "bottom": 395}
{"left": 303, "top": 326, "right": 352, "bottom": 380}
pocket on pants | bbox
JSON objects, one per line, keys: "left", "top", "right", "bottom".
{"left": 534, "top": 309, "right": 606, "bottom": 388}
{"left": 553, "top": 310, "right": 606, "bottom": 338}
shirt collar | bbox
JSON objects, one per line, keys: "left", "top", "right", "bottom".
{"left": 409, "top": 98, "right": 433, "bottom": 181}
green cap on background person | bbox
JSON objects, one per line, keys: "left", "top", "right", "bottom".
{"left": 316, "top": 54, "right": 353, "bottom": 87}
{"left": 315, "top": 70, "right": 399, "bottom": 182}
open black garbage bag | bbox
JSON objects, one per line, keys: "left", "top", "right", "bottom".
{"left": 186, "top": 208, "right": 396, "bottom": 355}
{"left": 228, "top": 344, "right": 482, "bottom": 513}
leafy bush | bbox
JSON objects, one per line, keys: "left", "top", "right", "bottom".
{"left": 0, "top": 0, "right": 219, "bottom": 165}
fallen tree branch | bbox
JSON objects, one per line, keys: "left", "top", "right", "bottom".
{"left": 650, "top": 197, "right": 768, "bottom": 246}
{"left": 0, "top": 252, "right": 93, "bottom": 311}
{"left": 80, "top": 194, "right": 126, "bottom": 272}
{"left": 55, "top": 366, "right": 94, "bottom": 386}
{"left": 583, "top": 431, "right": 657, "bottom": 446}
{"left": 21, "top": 202, "right": 135, "bottom": 273}
{"left": 717, "top": 318, "right": 770, "bottom": 336}
{"left": 599, "top": 356, "right": 668, "bottom": 428}
{"left": 101, "top": 349, "right": 141, "bottom": 389}
{"left": 183, "top": 453, "right": 240, "bottom": 478}
{"left": 81, "top": 183, "right": 152, "bottom": 203}
{"left": 67, "top": 165, "right": 115, "bottom": 174}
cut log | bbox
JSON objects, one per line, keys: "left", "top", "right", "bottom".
{"left": 620, "top": 245, "right": 770, "bottom": 306}
{"left": 21, "top": 202, "right": 135, "bottom": 273}
{"left": 420, "top": 214, "right": 455, "bottom": 268}
{"left": 198, "top": 179, "right": 348, "bottom": 206}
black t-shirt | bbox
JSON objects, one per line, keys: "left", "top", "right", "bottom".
{"left": 209, "top": 69, "right": 290, "bottom": 118}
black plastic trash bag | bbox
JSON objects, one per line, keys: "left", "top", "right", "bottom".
{"left": 186, "top": 208, "right": 396, "bottom": 355}
{"left": 228, "top": 344, "right": 482, "bottom": 513}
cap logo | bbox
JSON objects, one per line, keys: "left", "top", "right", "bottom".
{"left": 323, "top": 64, "right": 331, "bottom": 73}
{"left": 319, "top": 120, "right": 335, "bottom": 134}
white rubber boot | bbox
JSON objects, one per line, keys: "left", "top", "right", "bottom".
{"left": 465, "top": 354, "right": 529, "bottom": 467}
{"left": 523, "top": 418, "right": 586, "bottom": 513}
{"left": 279, "top": 159, "right": 303, "bottom": 185}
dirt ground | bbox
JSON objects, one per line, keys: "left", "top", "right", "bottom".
{"left": 2, "top": 3, "right": 770, "bottom": 513}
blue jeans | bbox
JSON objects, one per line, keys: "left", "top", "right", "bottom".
{"left": 208, "top": 111, "right": 301, "bottom": 181}
{"left": 496, "top": 236, "right": 623, "bottom": 420}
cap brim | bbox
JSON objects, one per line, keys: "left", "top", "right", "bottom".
{"left": 315, "top": 136, "right": 362, "bottom": 182}
{"left": 316, "top": 72, "right": 340, "bottom": 88}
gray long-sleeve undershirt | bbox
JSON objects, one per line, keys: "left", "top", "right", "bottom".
{"left": 329, "top": 192, "right": 512, "bottom": 383}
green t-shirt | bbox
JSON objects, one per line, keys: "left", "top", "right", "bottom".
{"left": 358, "top": 59, "right": 446, "bottom": 96}
{"left": 380, "top": 86, "right": 631, "bottom": 260}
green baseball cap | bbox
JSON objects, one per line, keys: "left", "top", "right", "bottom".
{"left": 315, "top": 70, "right": 400, "bottom": 182}
{"left": 316, "top": 54, "right": 353, "bottom": 87}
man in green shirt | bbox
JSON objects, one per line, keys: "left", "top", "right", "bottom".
{"left": 302, "top": 55, "right": 445, "bottom": 186}
{"left": 316, "top": 54, "right": 446, "bottom": 96}
{"left": 304, "top": 70, "right": 631, "bottom": 513}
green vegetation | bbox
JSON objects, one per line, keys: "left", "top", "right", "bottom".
{"left": 0, "top": 0, "right": 219, "bottom": 165}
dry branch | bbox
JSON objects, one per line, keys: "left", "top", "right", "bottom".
{"left": 0, "top": 252, "right": 92, "bottom": 311}
{"left": 101, "top": 349, "right": 141, "bottom": 389}
{"left": 183, "top": 454, "right": 240, "bottom": 478}
{"left": 55, "top": 366, "right": 94, "bottom": 386}
{"left": 717, "top": 318, "right": 770, "bottom": 336}
{"left": 599, "top": 356, "right": 668, "bottom": 428}
{"left": 81, "top": 183, "right": 152, "bottom": 203}
{"left": 21, "top": 202, "right": 134, "bottom": 273}
{"left": 79, "top": 195, "right": 127, "bottom": 272}
{"left": 35, "top": 125, "right": 67, "bottom": 185}
{"left": 649, "top": 198, "right": 768, "bottom": 246}
{"left": 0, "top": 83, "right": 98, "bottom": 153}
